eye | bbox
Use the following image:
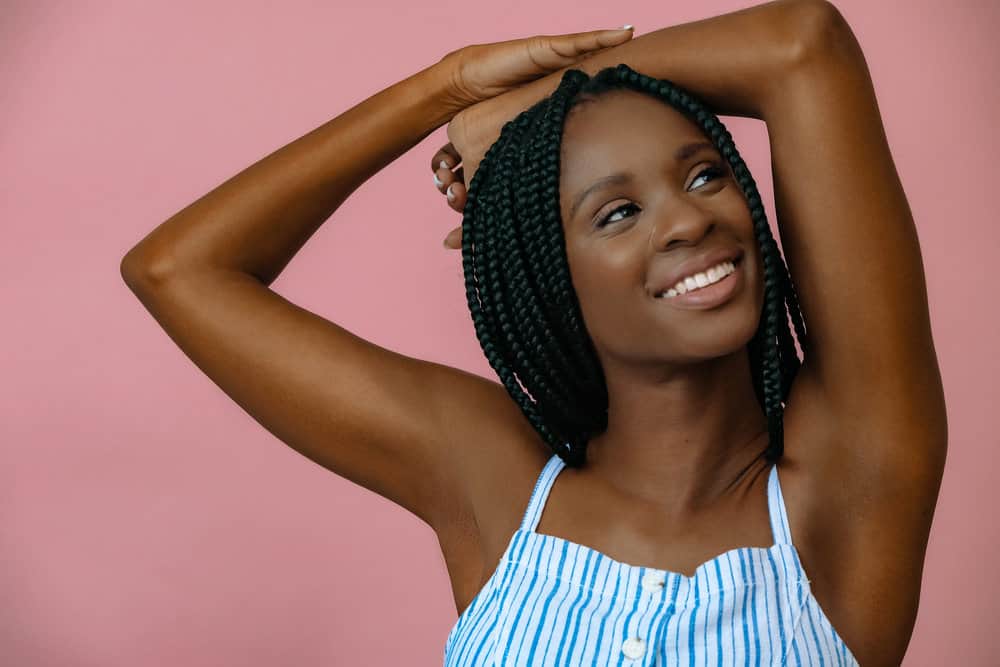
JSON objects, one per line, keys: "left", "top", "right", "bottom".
{"left": 595, "top": 202, "right": 641, "bottom": 228}
{"left": 592, "top": 163, "right": 727, "bottom": 229}
{"left": 689, "top": 163, "right": 726, "bottom": 190}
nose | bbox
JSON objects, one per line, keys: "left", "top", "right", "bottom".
{"left": 647, "top": 196, "right": 717, "bottom": 252}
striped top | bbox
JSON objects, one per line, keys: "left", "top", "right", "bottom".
{"left": 444, "top": 453, "right": 859, "bottom": 666}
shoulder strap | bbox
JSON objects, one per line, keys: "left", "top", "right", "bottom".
{"left": 767, "top": 463, "right": 794, "bottom": 545}
{"left": 519, "top": 453, "right": 567, "bottom": 532}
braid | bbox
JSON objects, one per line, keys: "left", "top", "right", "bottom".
{"left": 460, "top": 64, "right": 807, "bottom": 467}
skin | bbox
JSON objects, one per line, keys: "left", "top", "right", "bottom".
{"left": 555, "top": 91, "right": 770, "bottom": 513}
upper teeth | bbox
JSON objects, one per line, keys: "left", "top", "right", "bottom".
{"left": 657, "top": 260, "right": 736, "bottom": 298}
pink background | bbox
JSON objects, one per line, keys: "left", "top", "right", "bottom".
{"left": 2, "top": 0, "right": 996, "bottom": 664}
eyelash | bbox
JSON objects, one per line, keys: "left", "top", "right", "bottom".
{"left": 595, "top": 164, "right": 726, "bottom": 228}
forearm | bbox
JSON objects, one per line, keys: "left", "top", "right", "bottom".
{"left": 122, "top": 61, "right": 453, "bottom": 286}
{"left": 574, "top": 0, "right": 818, "bottom": 118}
{"left": 455, "top": 0, "right": 821, "bottom": 175}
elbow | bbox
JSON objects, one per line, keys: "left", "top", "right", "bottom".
{"left": 120, "top": 246, "right": 175, "bottom": 293}
{"left": 784, "top": 0, "right": 863, "bottom": 69}
{"left": 120, "top": 249, "right": 147, "bottom": 291}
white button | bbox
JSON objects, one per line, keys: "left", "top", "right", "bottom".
{"left": 641, "top": 570, "right": 666, "bottom": 592}
{"left": 622, "top": 637, "right": 646, "bottom": 659}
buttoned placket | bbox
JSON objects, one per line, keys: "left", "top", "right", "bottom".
{"left": 620, "top": 570, "right": 669, "bottom": 661}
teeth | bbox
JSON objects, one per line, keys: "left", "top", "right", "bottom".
{"left": 657, "top": 260, "right": 735, "bottom": 298}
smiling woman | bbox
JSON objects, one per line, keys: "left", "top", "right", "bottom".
{"left": 439, "top": 66, "right": 841, "bottom": 664}
{"left": 458, "top": 66, "right": 794, "bottom": 467}
{"left": 121, "top": 0, "right": 944, "bottom": 663}
{"left": 434, "top": 2, "right": 944, "bottom": 664}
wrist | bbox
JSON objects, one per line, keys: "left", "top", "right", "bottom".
{"left": 411, "top": 51, "right": 469, "bottom": 128}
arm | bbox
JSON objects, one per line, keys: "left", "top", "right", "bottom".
{"left": 755, "top": 5, "right": 947, "bottom": 657}
{"left": 442, "top": 0, "right": 813, "bottom": 193}
{"left": 117, "top": 61, "right": 542, "bottom": 534}
{"left": 121, "top": 65, "right": 454, "bottom": 283}
{"left": 765, "top": 2, "right": 948, "bottom": 468}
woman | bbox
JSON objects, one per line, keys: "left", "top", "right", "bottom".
{"left": 121, "top": 0, "right": 946, "bottom": 664}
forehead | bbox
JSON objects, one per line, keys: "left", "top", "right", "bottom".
{"left": 559, "top": 91, "right": 706, "bottom": 182}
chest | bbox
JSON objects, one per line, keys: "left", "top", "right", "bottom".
{"left": 443, "top": 527, "right": 859, "bottom": 666}
{"left": 438, "top": 421, "right": 916, "bottom": 667}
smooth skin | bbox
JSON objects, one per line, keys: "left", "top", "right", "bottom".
{"left": 122, "top": 2, "right": 946, "bottom": 666}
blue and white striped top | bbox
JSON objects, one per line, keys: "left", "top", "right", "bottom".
{"left": 444, "top": 453, "right": 859, "bottom": 666}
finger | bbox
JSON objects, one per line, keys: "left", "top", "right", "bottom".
{"left": 430, "top": 142, "right": 463, "bottom": 172}
{"left": 433, "top": 164, "right": 453, "bottom": 193}
{"left": 538, "top": 27, "right": 634, "bottom": 62}
{"left": 443, "top": 226, "right": 463, "bottom": 250}
{"left": 434, "top": 163, "right": 463, "bottom": 192}
{"left": 445, "top": 180, "right": 467, "bottom": 212}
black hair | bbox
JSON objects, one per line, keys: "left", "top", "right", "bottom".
{"left": 459, "top": 64, "right": 808, "bottom": 468}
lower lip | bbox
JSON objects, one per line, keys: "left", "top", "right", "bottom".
{"left": 655, "top": 260, "right": 743, "bottom": 310}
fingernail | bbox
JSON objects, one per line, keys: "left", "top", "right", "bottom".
{"left": 446, "top": 184, "right": 455, "bottom": 200}
{"left": 440, "top": 159, "right": 451, "bottom": 170}
{"left": 433, "top": 172, "right": 442, "bottom": 187}
{"left": 619, "top": 24, "right": 633, "bottom": 31}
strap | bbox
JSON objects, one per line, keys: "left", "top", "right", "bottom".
{"left": 521, "top": 456, "right": 794, "bottom": 544}
{"left": 519, "top": 453, "right": 566, "bottom": 532}
{"left": 767, "top": 463, "right": 794, "bottom": 545}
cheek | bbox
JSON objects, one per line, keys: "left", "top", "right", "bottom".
{"left": 564, "top": 255, "right": 640, "bottom": 333}
{"left": 566, "top": 237, "right": 635, "bottom": 284}
{"left": 570, "top": 274, "right": 619, "bottom": 321}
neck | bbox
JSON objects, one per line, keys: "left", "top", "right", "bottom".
{"left": 584, "top": 346, "right": 769, "bottom": 514}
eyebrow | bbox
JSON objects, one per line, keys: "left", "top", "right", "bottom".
{"left": 568, "top": 140, "right": 718, "bottom": 220}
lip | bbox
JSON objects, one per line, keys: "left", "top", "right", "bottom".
{"left": 648, "top": 246, "right": 744, "bottom": 299}
{"left": 654, "top": 257, "right": 743, "bottom": 309}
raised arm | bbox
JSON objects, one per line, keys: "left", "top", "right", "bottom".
{"left": 748, "top": 7, "right": 947, "bottom": 659}
{"left": 116, "top": 28, "right": 634, "bottom": 541}
{"left": 118, "top": 66, "right": 473, "bottom": 530}
{"left": 117, "top": 41, "right": 572, "bottom": 538}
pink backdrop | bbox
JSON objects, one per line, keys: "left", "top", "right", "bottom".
{"left": 2, "top": 0, "right": 996, "bottom": 664}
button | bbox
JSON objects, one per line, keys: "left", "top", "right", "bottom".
{"left": 641, "top": 570, "right": 666, "bottom": 592}
{"left": 621, "top": 637, "right": 646, "bottom": 659}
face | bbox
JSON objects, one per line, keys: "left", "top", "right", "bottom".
{"left": 558, "top": 90, "right": 764, "bottom": 367}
